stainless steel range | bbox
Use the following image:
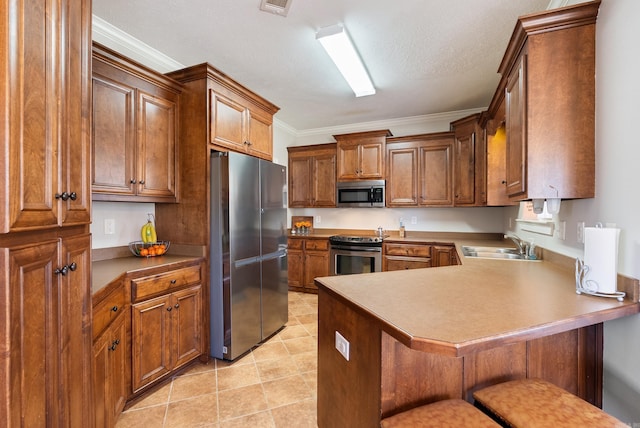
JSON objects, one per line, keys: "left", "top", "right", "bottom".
{"left": 329, "top": 235, "right": 383, "bottom": 276}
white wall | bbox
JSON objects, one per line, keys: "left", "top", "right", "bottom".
{"left": 91, "top": 201, "right": 155, "bottom": 249}
{"left": 502, "top": 0, "right": 640, "bottom": 422}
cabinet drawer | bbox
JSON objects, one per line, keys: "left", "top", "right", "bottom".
{"left": 131, "top": 265, "right": 201, "bottom": 302}
{"left": 305, "top": 239, "right": 329, "bottom": 251}
{"left": 93, "top": 285, "right": 126, "bottom": 339}
{"left": 384, "top": 243, "right": 431, "bottom": 257}
{"left": 288, "top": 239, "right": 304, "bottom": 250}
{"left": 384, "top": 256, "right": 432, "bottom": 271}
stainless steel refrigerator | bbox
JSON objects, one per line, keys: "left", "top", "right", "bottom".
{"left": 209, "top": 151, "right": 288, "bottom": 360}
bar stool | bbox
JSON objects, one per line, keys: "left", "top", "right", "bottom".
{"left": 380, "top": 398, "right": 501, "bottom": 427}
{"left": 473, "top": 378, "right": 628, "bottom": 428}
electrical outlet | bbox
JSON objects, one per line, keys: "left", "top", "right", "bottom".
{"left": 410, "top": 216, "right": 417, "bottom": 225}
{"left": 577, "top": 222, "right": 585, "bottom": 243}
{"left": 315, "top": 215, "right": 321, "bottom": 224}
{"left": 558, "top": 221, "right": 566, "bottom": 240}
{"left": 335, "top": 331, "right": 350, "bottom": 361}
{"left": 104, "top": 219, "right": 115, "bottom": 235}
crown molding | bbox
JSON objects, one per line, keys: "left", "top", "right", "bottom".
{"left": 92, "top": 15, "right": 185, "bottom": 73}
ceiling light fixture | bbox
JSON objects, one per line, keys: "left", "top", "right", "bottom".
{"left": 316, "top": 24, "right": 375, "bottom": 97}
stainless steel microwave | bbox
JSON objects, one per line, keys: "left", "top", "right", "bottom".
{"left": 336, "top": 180, "right": 385, "bottom": 208}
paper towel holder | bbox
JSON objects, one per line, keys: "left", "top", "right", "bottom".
{"left": 575, "top": 258, "right": 625, "bottom": 302}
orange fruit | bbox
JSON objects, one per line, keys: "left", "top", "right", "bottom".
{"left": 139, "top": 248, "right": 149, "bottom": 256}
{"left": 148, "top": 248, "right": 156, "bottom": 256}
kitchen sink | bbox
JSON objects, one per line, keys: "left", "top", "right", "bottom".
{"left": 461, "top": 246, "right": 539, "bottom": 261}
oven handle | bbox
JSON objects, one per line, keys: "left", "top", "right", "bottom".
{"left": 330, "top": 245, "right": 382, "bottom": 253}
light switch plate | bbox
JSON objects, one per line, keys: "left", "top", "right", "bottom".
{"left": 335, "top": 331, "right": 350, "bottom": 361}
{"left": 104, "top": 219, "right": 115, "bottom": 235}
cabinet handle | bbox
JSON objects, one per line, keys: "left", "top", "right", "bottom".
{"left": 167, "top": 307, "right": 172, "bottom": 312}
{"left": 55, "top": 265, "right": 69, "bottom": 276}
{"left": 109, "top": 339, "right": 119, "bottom": 351}
{"left": 111, "top": 306, "right": 119, "bottom": 312}
{"left": 55, "top": 192, "right": 69, "bottom": 201}
{"left": 139, "top": 179, "right": 145, "bottom": 185}
{"left": 130, "top": 179, "right": 137, "bottom": 184}
{"left": 174, "top": 303, "right": 180, "bottom": 309}
{"left": 170, "top": 279, "right": 177, "bottom": 284}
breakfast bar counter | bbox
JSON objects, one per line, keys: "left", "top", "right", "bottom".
{"left": 315, "top": 249, "right": 639, "bottom": 427}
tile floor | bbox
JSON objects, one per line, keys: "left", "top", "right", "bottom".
{"left": 115, "top": 291, "right": 318, "bottom": 428}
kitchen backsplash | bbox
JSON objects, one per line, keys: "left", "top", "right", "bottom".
{"left": 91, "top": 201, "right": 155, "bottom": 249}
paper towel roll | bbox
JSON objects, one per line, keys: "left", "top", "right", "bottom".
{"left": 583, "top": 226, "right": 620, "bottom": 294}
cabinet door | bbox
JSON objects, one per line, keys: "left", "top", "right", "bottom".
{"left": 93, "top": 331, "right": 110, "bottom": 428}
{"left": 431, "top": 246, "right": 458, "bottom": 267}
{"left": 505, "top": 53, "right": 527, "bottom": 198}
{"left": 132, "top": 294, "right": 173, "bottom": 392}
{"left": 91, "top": 75, "right": 137, "bottom": 197}
{"left": 172, "top": 285, "right": 203, "bottom": 369}
{"left": 287, "top": 248, "right": 305, "bottom": 287}
{"left": 288, "top": 156, "right": 312, "bottom": 207}
{"left": 454, "top": 133, "right": 476, "bottom": 205}
{"left": 387, "top": 146, "right": 418, "bottom": 206}
{"left": 2, "top": 240, "right": 61, "bottom": 426}
{"left": 109, "top": 312, "right": 128, "bottom": 424}
{"left": 313, "top": 153, "right": 337, "bottom": 207}
{"left": 247, "top": 108, "right": 273, "bottom": 160}
{"left": 137, "top": 90, "right": 177, "bottom": 200}
{"left": 210, "top": 90, "right": 246, "bottom": 151}
{"left": 383, "top": 256, "right": 431, "bottom": 271}
{"left": 337, "top": 143, "right": 360, "bottom": 180}
{"left": 419, "top": 141, "right": 453, "bottom": 206}
{"left": 304, "top": 251, "right": 329, "bottom": 290}
{"left": 359, "top": 142, "right": 385, "bottom": 179}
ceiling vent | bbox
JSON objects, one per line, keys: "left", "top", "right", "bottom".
{"left": 259, "top": 0, "right": 292, "bottom": 17}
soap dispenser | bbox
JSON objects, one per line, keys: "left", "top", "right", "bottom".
{"left": 399, "top": 220, "right": 406, "bottom": 238}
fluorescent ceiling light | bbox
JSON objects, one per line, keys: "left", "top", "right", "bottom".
{"left": 316, "top": 24, "right": 375, "bottom": 97}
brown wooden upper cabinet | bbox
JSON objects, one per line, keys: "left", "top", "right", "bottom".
{"left": 386, "top": 133, "right": 454, "bottom": 207}
{"left": 334, "top": 129, "right": 391, "bottom": 181}
{"left": 288, "top": 144, "right": 337, "bottom": 208}
{"left": 92, "top": 43, "right": 182, "bottom": 203}
{"left": 497, "top": 2, "right": 598, "bottom": 201}
{"left": 450, "top": 113, "right": 487, "bottom": 206}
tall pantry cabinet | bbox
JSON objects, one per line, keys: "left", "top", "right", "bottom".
{"left": 0, "top": 0, "right": 93, "bottom": 426}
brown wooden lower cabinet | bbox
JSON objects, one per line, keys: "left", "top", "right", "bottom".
{"left": 131, "top": 284, "right": 202, "bottom": 392}
{"left": 317, "top": 288, "right": 603, "bottom": 427}
{"left": 288, "top": 237, "right": 329, "bottom": 293}
{"left": 93, "top": 310, "right": 128, "bottom": 428}
{"left": 383, "top": 242, "right": 458, "bottom": 271}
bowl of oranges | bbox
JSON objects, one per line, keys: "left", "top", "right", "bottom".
{"left": 129, "top": 241, "right": 170, "bottom": 257}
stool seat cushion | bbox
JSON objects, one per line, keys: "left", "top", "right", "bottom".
{"left": 380, "top": 398, "right": 500, "bottom": 427}
{"left": 473, "top": 378, "right": 627, "bottom": 428}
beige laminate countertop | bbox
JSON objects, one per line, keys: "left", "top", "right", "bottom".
{"left": 315, "top": 243, "right": 640, "bottom": 357}
{"left": 92, "top": 254, "right": 202, "bottom": 297}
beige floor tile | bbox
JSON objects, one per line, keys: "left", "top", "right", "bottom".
{"left": 292, "top": 351, "right": 317, "bottom": 373}
{"left": 300, "top": 322, "right": 318, "bottom": 336}
{"left": 295, "top": 314, "right": 317, "bottom": 325}
{"left": 256, "top": 355, "right": 300, "bottom": 382}
{"left": 252, "top": 341, "right": 290, "bottom": 362}
{"left": 217, "top": 384, "right": 268, "bottom": 421}
{"left": 219, "top": 410, "right": 275, "bottom": 428}
{"left": 270, "top": 399, "right": 318, "bottom": 428}
{"left": 164, "top": 393, "right": 218, "bottom": 427}
{"left": 216, "top": 363, "right": 261, "bottom": 391}
{"left": 286, "top": 316, "right": 301, "bottom": 327}
{"left": 170, "top": 370, "right": 217, "bottom": 402}
{"left": 125, "top": 382, "right": 172, "bottom": 411}
{"left": 279, "top": 324, "right": 311, "bottom": 340}
{"left": 115, "top": 404, "right": 167, "bottom": 428}
{"left": 262, "top": 374, "right": 314, "bottom": 408}
{"left": 300, "top": 371, "right": 317, "bottom": 398}
{"left": 283, "top": 336, "right": 317, "bottom": 355}
{"left": 177, "top": 358, "right": 217, "bottom": 376}
{"left": 215, "top": 352, "right": 255, "bottom": 369}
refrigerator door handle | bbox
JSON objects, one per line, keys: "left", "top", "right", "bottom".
{"left": 260, "top": 249, "right": 287, "bottom": 262}
{"left": 234, "top": 256, "right": 260, "bottom": 268}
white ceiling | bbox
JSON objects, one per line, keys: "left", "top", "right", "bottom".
{"left": 92, "top": 0, "right": 553, "bottom": 132}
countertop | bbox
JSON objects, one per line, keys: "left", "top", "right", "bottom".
{"left": 92, "top": 254, "right": 203, "bottom": 298}
{"left": 315, "top": 241, "right": 640, "bottom": 357}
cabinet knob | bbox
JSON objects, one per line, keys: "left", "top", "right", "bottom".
{"left": 130, "top": 179, "right": 137, "bottom": 184}
{"left": 174, "top": 303, "right": 180, "bottom": 309}
{"left": 55, "top": 192, "right": 69, "bottom": 201}
{"left": 139, "top": 179, "right": 145, "bottom": 185}
{"left": 167, "top": 306, "right": 173, "bottom": 312}
{"left": 68, "top": 262, "right": 77, "bottom": 272}
{"left": 69, "top": 192, "right": 77, "bottom": 201}
{"left": 501, "top": 180, "right": 507, "bottom": 184}
{"left": 111, "top": 306, "right": 118, "bottom": 312}
{"left": 170, "top": 279, "right": 177, "bottom": 284}
{"left": 54, "top": 265, "right": 69, "bottom": 276}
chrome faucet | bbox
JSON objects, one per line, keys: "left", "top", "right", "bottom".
{"left": 504, "top": 234, "right": 527, "bottom": 256}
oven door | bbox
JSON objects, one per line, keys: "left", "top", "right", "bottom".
{"left": 330, "top": 245, "right": 382, "bottom": 276}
